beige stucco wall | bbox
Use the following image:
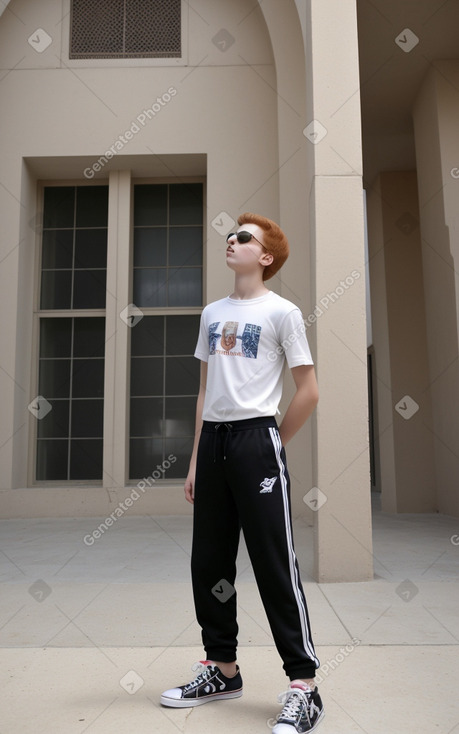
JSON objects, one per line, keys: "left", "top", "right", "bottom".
{"left": 366, "top": 175, "right": 395, "bottom": 498}
{"left": 0, "top": 0, "right": 276, "bottom": 509}
{"left": 412, "top": 63, "right": 459, "bottom": 517}
{"left": 0, "top": 0, "right": 374, "bottom": 582}
{"left": 367, "top": 171, "right": 436, "bottom": 513}
{"left": 365, "top": 63, "right": 459, "bottom": 519}
{"left": 0, "top": 0, "right": 317, "bottom": 518}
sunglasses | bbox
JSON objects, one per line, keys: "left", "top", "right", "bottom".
{"left": 226, "top": 230, "right": 266, "bottom": 248}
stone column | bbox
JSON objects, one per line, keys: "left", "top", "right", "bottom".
{"left": 305, "top": 0, "right": 373, "bottom": 581}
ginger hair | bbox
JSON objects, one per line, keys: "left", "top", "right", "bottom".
{"left": 237, "top": 212, "right": 289, "bottom": 280}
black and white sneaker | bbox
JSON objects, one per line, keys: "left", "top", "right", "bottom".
{"left": 272, "top": 680, "right": 324, "bottom": 733}
{"left": 160, "top": 660, "right": 243, "bottom": 708}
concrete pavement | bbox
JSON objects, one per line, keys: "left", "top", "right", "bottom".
{"left": 1, "top": 493, "right": 458, "bottom": 733}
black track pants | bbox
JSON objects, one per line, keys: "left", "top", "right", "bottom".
{"left": 190, "top": 416, "right": 320, "bottom": 680}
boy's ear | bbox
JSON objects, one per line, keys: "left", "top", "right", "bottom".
{"left": 259, "top": 251, "right": 274, "bottom": 268}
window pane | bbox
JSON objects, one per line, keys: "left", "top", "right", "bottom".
{"left": 41, "top": 185, "right": 108, "bottom": 312}
{"left": 36, "top": 439, "right": 68, "bottom": 480}
{"left": 167, "top": 267, "right": 201, "bottom": 307}
{"left": 71, "top": 398, "right": 104, "bottom": 437}
{"left": 128, "top": 315, "right": 199, "bottom": 479}
{"left": 165, "top": 357, "right": 199, "bottom": 395}
{"left": 37, "top": 400, "right": 69, "bottom": 438}
{"left": 72, "top": 359, "right": 105, "bottom": 398}
{"left": 73, "top": 269, "right": 107, "bottom": 309}
{"left": 134, "top": 268, "right": 167, "bottom": 307}
{"left": 164, "top": 437, "right": 194, "bottom": 479}
{"left": 130, "top": 396, "right": 163, "bottom": 436}
{"left": 43, "top": 187, "right": 75, "bottom": 228}
{"left": 39, "top": 318, "right": 72, "bottom": 358}
{"left": 132, "top": 183, "right": 203, "bottom": 310}
{"left": 129, "top": 438, "right": 163, "bottom": 479}
{"left": 75, "top": 186, "right": 109, "bottom": 227}
{"left": 36, "top": 317, "right": 105, "bottom": 481}
{"left": 169, "top": 183, "right": 203, "bottom": 225}
{"left": 166, "top": 315, "right": 200, "bottom": 355}
{"left": 73, "top": 318, "right": 106, "bottom": 357}
{"left": 129, "top": 181, "right": 203, "bottom": 481}
{"left": 40, "top": 270, "right": 72, "bottom": 310}
{"left": 38, "top": 359, "right": 71, "bottom": 399}
{"left": 134, "top": 227, "right": 167, "bottom": 267}
{"left": 74, "top": 229, "right": 107, "bottom": 268}
{"left": 169, "top": 227, "right": 202, "bottom": 267}
{"left": 70, "top": 439, "right": 103, "bottom": 479}
{"left": 134, "top": 184, "right": 167, "bottom": 226}
{"left": 130, "top": 315, "right": 164, "bottom": 356}
{"left": 130, "top": 357, "right": 163, "bottom": 397}
{"left": 165, "top": 397, "right": 196, "bottom": 436}
{"left": 42, "top": 230, "right": 73, "bottom": 269}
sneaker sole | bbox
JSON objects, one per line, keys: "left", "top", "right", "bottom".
{"left": 160, "top": 689, "right": 243, "bottom": 708}
{"left": 272, "top": 706, "right": 325, "bottom": 733}
{"left": 311, "top": 708, "right": 325, "bottom": 731}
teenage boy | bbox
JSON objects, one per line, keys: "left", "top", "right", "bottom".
{"left": 160, "top": 213, "right": 324, "bottom": 733}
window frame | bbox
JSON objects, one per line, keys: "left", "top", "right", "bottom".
{"left": 30, "top": 179, "right": 110, "bottom": 487}
{"left": 126, "top": 175, "right": 206, "bottom": 485}
{"left": 29, "top": 175, "right": 206, "bottom": 487}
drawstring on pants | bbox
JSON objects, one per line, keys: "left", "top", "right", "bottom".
{"left": 213, "top": 422, "right": 233, "bottom": 462}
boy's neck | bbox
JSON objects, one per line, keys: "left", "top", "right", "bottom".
{"left": 229, "top": 272, "right": 270, "bottom": 301}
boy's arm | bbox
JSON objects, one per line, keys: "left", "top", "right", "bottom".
{"left": 184, "top": 360, "right": 207, "bottom": 504}
{"left": 278, "top": 364, "right": 319, "bottom": 447}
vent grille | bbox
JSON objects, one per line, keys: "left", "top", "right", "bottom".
{"left": 70, "top": 0, "right": 181, "bottom": 59}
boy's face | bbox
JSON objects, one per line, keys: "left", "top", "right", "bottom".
{"left": 225, "top": 223, "right": 273, "bottom": 278}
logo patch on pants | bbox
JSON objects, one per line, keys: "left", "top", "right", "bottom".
{"left": 259, "top": 476, "right": 277, "bottom": 493}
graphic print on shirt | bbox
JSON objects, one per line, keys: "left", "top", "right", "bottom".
{"left": 221, "top": 321, "right": 238, "bottom": 351}
{"left": 208, "top": 321, "right": 262, "bottom": 359}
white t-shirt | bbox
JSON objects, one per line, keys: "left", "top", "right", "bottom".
{"left": 194, "top": 290, "right": 314, "bottom": 421}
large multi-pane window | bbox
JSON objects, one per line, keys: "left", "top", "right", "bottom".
{"left": 129, "top": 182, "right": 203, "bottom": 480}
{"left": 34, "top": 179, "right": 203, "bottom": 484}
{"left": 36, "top": 185, "right": 108, "bottom": 480}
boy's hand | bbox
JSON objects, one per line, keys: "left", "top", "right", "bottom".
{"left": 185, "top": 360, "right": 206, "bottom": 505}
{"left": 184, "top": 467, "right": 195, "bottom": 504}
{"left": 278, "top": 365, "right": 319, "bottom": 445}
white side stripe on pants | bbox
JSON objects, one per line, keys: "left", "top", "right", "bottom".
{"left": 269, "top": 426, "right": 320, "bottom": 668}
